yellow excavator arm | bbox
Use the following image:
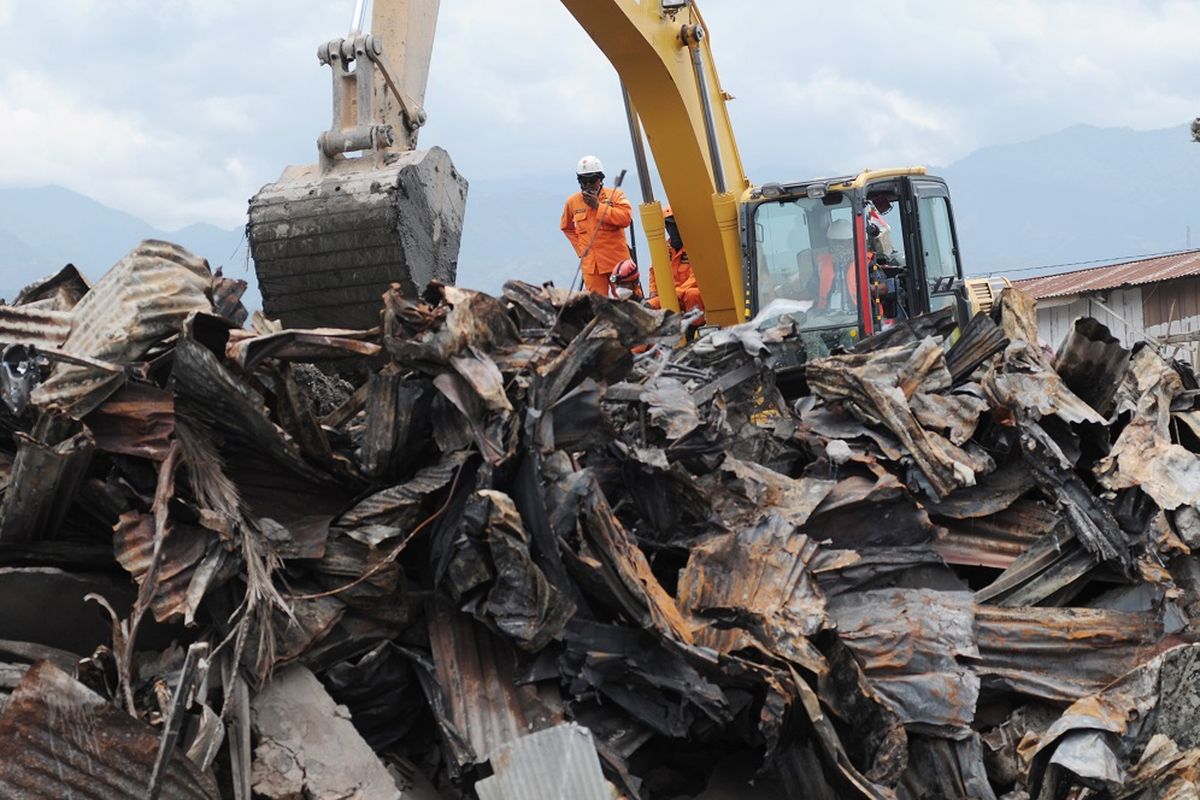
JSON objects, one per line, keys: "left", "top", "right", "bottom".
{"left": 560, "top": 0, "right": 750, "bottom": 325}
{"left": 250, "top": 0, "right": 754, "bottom": 329}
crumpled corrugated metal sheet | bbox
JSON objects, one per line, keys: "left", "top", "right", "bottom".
{"left": 422, "top": 601, "right": 563, "bottom": 774}
{"left": 1027, "top": 643, "right": 1200, "bottom": 798}
{"left": 0, "top": 661, "right": 220, "bottom": 799}
{"left": 807, "top": 338, "right": 978, "bottom": 499}
{"left": 31, "top": 240, "right": 214, "bottom": 417}
{"left": 1096, "top": 347, "right": 1200, "bottom": 510}
{"left": 1053, "top": 317, "right": 1130, "bottom": 418}
{"left": 678, "top": 514, "right": 828, "bottom": 672}
{"left": 8, "top": 238, "right": 1200, "bottom": 800}
{"left": 0, "top": 414, "right": 94, "bottom": 543}
{"left": 829, "top": 589, "right": 980, "bottom": 737}
{"left": 11, "top": 263, "right": 90, "bottom": 309}
{"left": 0, "top": 305, "right": 73, "bottom": 349}
{"left": 984, "top": 339, "right": 1105, "bottom": 425}
{"left": 83, "top": 381, "right": 175, "bottom": 460}
{"left": 975, "top": 605, "right": 1178, "bottom": 703}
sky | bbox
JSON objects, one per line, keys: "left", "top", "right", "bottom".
{"left": 0, "top": 0, "right": 1198, "bottom": 232}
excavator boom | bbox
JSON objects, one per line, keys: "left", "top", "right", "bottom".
{"left": 561, "top": 0, "right": 750, "bottom": 325}
{"left": 248, "top": 0, "right": 466, "bottom": 331}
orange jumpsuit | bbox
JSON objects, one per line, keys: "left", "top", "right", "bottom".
{"left": 560, "top": 187, "right": 633, "bottom": 295}
{"left": 648, "top": 246, "right": 704, "bottom": 319}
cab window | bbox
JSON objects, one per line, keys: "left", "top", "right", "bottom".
{"left": 753, "top": 194, "right": 858, "bottom": 330}
{"left": 918, "top": 195, "right": 958, "bottom": 281}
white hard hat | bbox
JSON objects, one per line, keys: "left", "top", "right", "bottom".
{"left": 576, "top": 155, "right": 604, "bottom": 176}
{"left": 827, "top": 219, "right": 853, "bottom": 241}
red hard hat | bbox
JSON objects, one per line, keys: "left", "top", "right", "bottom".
{"left": 609, "top": 258, "right": 639, "bottom": 284}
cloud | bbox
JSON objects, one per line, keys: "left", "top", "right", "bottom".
{"left": 3, "top": 0, "right": 1200, "bottom": 231}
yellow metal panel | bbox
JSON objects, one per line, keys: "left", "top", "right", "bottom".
{"left": 640, "top": 203, "right": 679, "bottom": 312}
{"left": 559, "top": 0, "right": 747, "bottom": 325}
{"left": 832, "top": 166, "right": 929, "bottom": 190}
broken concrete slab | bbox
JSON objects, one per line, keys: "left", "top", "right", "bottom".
{"left": 251, "top": 664, "right": 410, "bottom": 800}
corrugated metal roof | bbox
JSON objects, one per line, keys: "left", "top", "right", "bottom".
{"left": 0, "top": 306, "right": 73, "bottom": 349}
{"left": 0, "top": 661, "right": 220, "bottom": 799}
{"left": 1013, "top": 250, "right": 1200, "bottom": 299}
{"left": 476, "top": 723, "right": 612, "bottom": 800}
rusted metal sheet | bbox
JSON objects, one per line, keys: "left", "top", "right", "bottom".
{"left": 226, "top": 327, "right": 381, "bottom": 372}
{"left": 0, "top": 662, "right": 219, "bottom": 799}
{"left": 113, "top": 511, "right": 225, "bottom": 625}
{"left": 84, "top": 381, "right": 175, "bottom": 460}
{"left": 933, "top": 500, "right": 1059, "bottom": 570}
{"left": 31, "top": 240, "right": 214, "bottom": 417}
{"left": 5, "top": 244, "right": 1200, "bottom": 800}
{"left": 1053, "top": 316, "right": 1130, "bottom": 417}
{"left": 678, "top": 514, "right": 827, "bottom": 672}
{"left": 829, "top": 588, "right": 979, "bottom": 736}
{"left": 424, "top": 601, "right": 563, "bottom": 775}
{"left": 1014, "top": 249, "right": 1200, "bottom": 300}
{"left": 0, "top": 414, "right": 94, "bottom": 543}
{"left": 1027, "top": 643, "right": 1200, "bottom": 799}
{"left": 12, "top": 263, "right": 90, "bottom": 309}
{"left": 975, "top": 605, "right": 1176, "bottom": 703}
{"left": 944, "top": 311, "right": 1009, "bottom": 384}
{"left": 0, "top": 305, "right": 73, "bottom": 349}
{"left": 1096, "top": 347, "right": 1200, "bottom": 510}
{"left": 807, "top": 338, "right": 978, "bottom": 499}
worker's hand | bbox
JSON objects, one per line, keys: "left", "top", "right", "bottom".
{"left": 582, "top": 190, "right": 599, "bottom": 210}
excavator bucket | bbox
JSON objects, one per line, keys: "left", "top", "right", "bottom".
{"left": 248, "top": 1, "right": 464, "bottom": 331}
{"left": 248, "top": 148, "right": 466, "bottom": 330}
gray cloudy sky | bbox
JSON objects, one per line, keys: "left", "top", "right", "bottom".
{"left": 1, "top": 0, "right": 1198, "bottom": 230}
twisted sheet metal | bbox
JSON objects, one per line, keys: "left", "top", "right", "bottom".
{"left": 0, "top": 662, "right": 219, "bottom": 799}
{"left": 31, "top": 240, "right": 213, "bottom": 417}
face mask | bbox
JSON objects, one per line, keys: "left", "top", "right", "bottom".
{"left": 614, "top": 286, "right": 634, "bottom": 301}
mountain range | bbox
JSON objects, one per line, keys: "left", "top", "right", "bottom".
{"left": 2, "top": 123, "right": 1197, "bottom": 306}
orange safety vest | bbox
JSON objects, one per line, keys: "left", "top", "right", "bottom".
{"left": 815, "top": 253, "right": 858, "bottom": 311}
{"left": 649, "top": 246, "right": 704, "bottom": 313}
{"left": 560, "top": 187, "right": 633, "bottom": 276}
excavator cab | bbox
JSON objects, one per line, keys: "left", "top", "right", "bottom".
{"left": 744, "top": 167, "right": 971, "bottom": 351}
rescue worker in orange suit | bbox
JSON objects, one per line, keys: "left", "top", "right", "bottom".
{"left": 560, "top": 155, "right": 634, "bottom": 295}
{"left": 647, "top": 205, "right": 705, "bottom": 326}
{"left": 608, "top": 258, "right": 645, "bottom": 301}
{"left": 609, "top": 259, "right": 651, "bottom": 354}
{"left": 811, "top": 218, "right": 859, "bottom": 313}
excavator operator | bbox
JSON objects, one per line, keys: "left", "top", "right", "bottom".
{"left": 560, "top": 155, "right": 634, "bottom": 295}
{"left": 813, "top": 219, "right": 859, "bottom": 313}
{"left": 647, "top": 205, "right": 705, "bottom": 326}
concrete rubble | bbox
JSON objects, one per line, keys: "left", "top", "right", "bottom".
{"left": 0, "top": 239, "right": 1197, "bottom": 798}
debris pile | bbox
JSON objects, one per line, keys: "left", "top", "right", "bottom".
{"left": 0, "top": 240, "right": 1198, "bottom": 799}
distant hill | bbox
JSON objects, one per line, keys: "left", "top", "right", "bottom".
{"left": 0, "top": 186, "right": 249, "bottom": 302}
{"left": 941, "top": 124, "right": 1200, "bottom": 276}
{"left": 3, "top": 124, "right": 1198, "bottom": 306}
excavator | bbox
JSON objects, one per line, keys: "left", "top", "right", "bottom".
{"left": 249, "top": 0, "right": 1001, "bottom": 346}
